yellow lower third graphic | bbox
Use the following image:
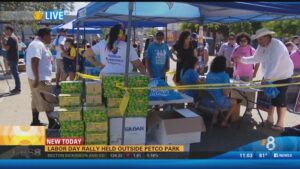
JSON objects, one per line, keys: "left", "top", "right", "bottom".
{"left": 0, "top": 126, "right": 46, "bottom": 145}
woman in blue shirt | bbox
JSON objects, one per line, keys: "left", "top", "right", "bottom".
{"left": 206, "top": 56, "right": 239, "bottom": 127}
{"left": 180, "top": 56, "right": 204, "bottom": 99}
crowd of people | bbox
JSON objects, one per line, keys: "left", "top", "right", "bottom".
{"left": 1, "top": 23, "right": 300, "bottom": 131}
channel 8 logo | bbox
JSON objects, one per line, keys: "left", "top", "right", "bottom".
{"left": 261, "top": 136, "right": 276, "bottom": 151}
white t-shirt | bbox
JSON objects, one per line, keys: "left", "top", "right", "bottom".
{"left": 26, "top": 39, "right": 52, "bottom": 81}
{"left": 91, "top": 40, "right": 139, "bottom": 74}
{"left": 52, "top": 35, "right": 66, "bottom": 59}
{"left": 241, "top": 38, "right": 294, "bottom": 80}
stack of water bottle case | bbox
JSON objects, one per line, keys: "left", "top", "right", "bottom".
{"left": 56, "top": 73, "right": 149, "bottom": 145}
{"left": 58, "top": 80, "right": 108, "bottom": 145}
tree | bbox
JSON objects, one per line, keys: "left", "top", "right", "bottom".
{"left": 262, "top": 20, "right": 300, "bottom": 40}
{"left": 179, "top": 23, "right": 200, "bottom": 33}
{"left": 148, "top": 28, "right": 158, "bottom": 36}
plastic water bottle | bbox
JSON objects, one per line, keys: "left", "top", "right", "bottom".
{"left": 236, "top": 75, "right": 240, "bottom": 86}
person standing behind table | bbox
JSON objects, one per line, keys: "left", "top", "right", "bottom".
{"left": 231, "top": 32, "right": 260, "bottom": 81}
{"left": 217, "top": 32, "right": 238, "bottom": 78}
{"left": 170, "top": 31, "right": 197, "bottom": 84}
{"left": 196, "top": 38, "right": 209, "bottom": 76}
{"left": 233, "top": 28, "right": 294, "bottom": 131}
{"left": 52, "top": 28, "right": 67, "bottom": 89}
{"left": 83, "top": 23, "right": 147, "bottom": 75}
{"left": 26, "top": 28, "right": 59, "bottom": 129}
{"left": 146, "top": 31, "right": 171, "bottom": 81}
{"left": 1, "top": 25, "right": 21, "bottom": 94}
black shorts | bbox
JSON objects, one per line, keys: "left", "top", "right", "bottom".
{"left": 63, "top": 58, "right": 76, "bottom": 73}
{"left": 271, "top": 78, "right": 292, "bottom": 107}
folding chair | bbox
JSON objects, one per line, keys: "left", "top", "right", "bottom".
{"left": 196, "top": 90, "right": 229, "bottom": 130}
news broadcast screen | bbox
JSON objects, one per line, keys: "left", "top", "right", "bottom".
{"left": 0, "top": 1, "right": 299, "bottom": 168}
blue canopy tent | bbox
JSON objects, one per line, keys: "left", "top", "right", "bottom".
{"left": 51, "top": 19, "right": 102, "bottom": 35}
{"left": 76, "top": 2, "right": 300, "bottom": 145}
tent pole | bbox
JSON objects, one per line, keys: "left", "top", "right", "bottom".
{"left": 76, "top": 21, "right": 80, "bottom": 73}
{"left": 84, "top": 26, "right": 86, "bottom": 50}
{"left": 121, "top": 2, "right": 134, "bottom": 145}
{"left": 133, "top": 27, "right": 136, "bottom": 44}
{"left": 165, "top": 26, "right": 168, "bottom": 43}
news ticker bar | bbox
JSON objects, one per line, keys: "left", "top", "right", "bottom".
{"left": 45, "top": 145, "right": 185, "bottom": 152}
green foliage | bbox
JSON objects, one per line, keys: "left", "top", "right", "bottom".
{"left": 263, "top": 20, "right": 300, "bottom": 39}
{"left": 148, "top": 28, "right": 158, "bottom": 36}
{"left": 179, "top": 23, "right": 199, "bottom": 33}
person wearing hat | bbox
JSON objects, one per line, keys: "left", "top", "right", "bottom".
{"left": 52, "top": 28, "right": 67, "bottom": 88}
{"left": 145, "top": 31, "right": 171, "bottom": 80}
{"left": 233, "top": 28, "right": 294, "bottom": 131}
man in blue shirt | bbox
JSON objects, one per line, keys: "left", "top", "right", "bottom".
{"left": 146, "top": 31, "right": 171, "bottom": 80}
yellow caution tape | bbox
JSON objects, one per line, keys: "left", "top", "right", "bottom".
{"left": 119, "top": 90, "right": 130, "bottom": 116}
{"left": 76, "top": 72, "right": 101, "bottom": 81}
{"left": 166, "top": 70, "right": 176, "bottom": 75}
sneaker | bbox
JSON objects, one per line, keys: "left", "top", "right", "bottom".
{"left": 30, "top": 120, "right": 48, "bottom": 126}
{"left": 10, "top": 89, "right": 21, "bottom": 94}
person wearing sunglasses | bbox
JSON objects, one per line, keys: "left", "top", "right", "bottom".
{"left": 231, "top": 32, "right": 260, "bottom": 113}
{"left": 217, "top": 32, "right": 238, "bottom": 78}
{"left": 233, "top": 28, "right": 294, "bottom": 131}
{"left": 285, "top": 42, "right": 294, "bottom": 56}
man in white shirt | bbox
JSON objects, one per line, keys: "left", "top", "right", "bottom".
{"left": 26, "top": 28, "right": 59, "bottom": 129}
{"left": 234, "top": 28, "right": 294, "bottom": 131}
{"left": 52, "top": 28, "right": 66, "bottom": 88}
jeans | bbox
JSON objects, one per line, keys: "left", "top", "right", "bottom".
{"left": 9, "top": 60, "right": 21, "bottom": 91}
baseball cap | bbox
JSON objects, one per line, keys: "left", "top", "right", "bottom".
{"left": 156, "top": 31, "right": 164, "bottom": 37}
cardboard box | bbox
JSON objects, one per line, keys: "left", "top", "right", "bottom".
{"left": 85, "top": 132, "right": 108, "bottom": 144}
{"left": 86, "top": 81, "right": 102, "bottom": 95}
{"left": 59, "top": 94, "right": 81, "bottom": 107}
{"left": 60, "top": 121, "right": 85, "bottom": 132}
{"left": 86, "top": 95, "right": 102, "bottom": 106}
{"left": 107, "top": 98, "right": 122, "bottom": 108}
{"left": 230, "top": 103, "right": 241, "bottom": 122}
{"left": 107, "top": 108, "right": 123, "bottom": 117}
{"left": 147, "top": 109, "right": 206, "bottom": 145}
{"left": 83, "top": 106, "right": 107, "bottom": 122}
{"left": 110, "top": 117, "right": 146, "bottom": 145}
{"left": 58, "top": 107, "right": 82, "bottom": 121}
{"left": 18, "top": 63, "right": 26, "bottom": 72}
{"left": 85, "top": 121, "right": 108, "bottom": 133}
{"left": 61, "top": 81, "right": 83, "bottom": 94}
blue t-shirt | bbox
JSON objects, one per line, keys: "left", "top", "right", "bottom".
{"left": 205, "top": 71, "right": 231, "bottom": 107}
{"left": 147, "top": 42, "right": 171, "bottom": 78}
{"left": 180, "top": 69, "right": 200, "bottom": 99}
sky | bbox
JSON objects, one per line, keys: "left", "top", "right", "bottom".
{"left": 68, "top": 2, "right": 89, "bottom": 15}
